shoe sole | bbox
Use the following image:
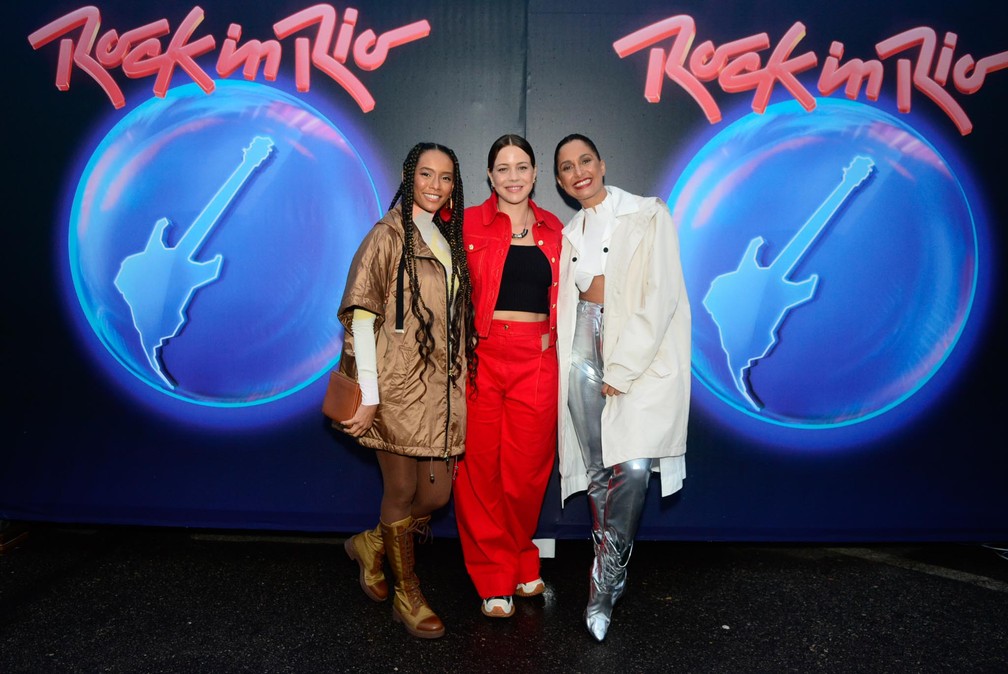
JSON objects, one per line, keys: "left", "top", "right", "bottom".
{"left": 344, "top": 537, "right": 387, "bottom": 602}
{"left": 514, "top": 581, "right": 545, "bottom": 597}
{"left": 481, "top": 599, "right": 515, "bottom": 618}
{"left": 392, "top": 605, "right": 445, "bottom": 638}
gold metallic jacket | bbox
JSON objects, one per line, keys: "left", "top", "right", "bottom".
{"left": 338, "top": 206, "right": 466, "bottom": 458}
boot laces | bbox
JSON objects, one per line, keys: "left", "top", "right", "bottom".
{"left": 402, "top": 581, "right": 430, "bottom": 613}
{"left": 408, "top": 517, "right": 433, "bottom": 544}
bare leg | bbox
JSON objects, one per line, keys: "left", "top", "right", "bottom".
{"left": 375, "top": 451, "right": 455, "bottom": 639}
{"left": 411, "top": 456, "right": 456, "bottom": 517}
{"left": 375, "top": 451, "right": 418, "bottom": 523}
{"left": 376, "top": 451, "right": 456, "bottom": 522}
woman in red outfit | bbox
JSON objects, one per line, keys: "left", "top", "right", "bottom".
{"left": 454, "top": 134, "right": 563, "bottom": 618}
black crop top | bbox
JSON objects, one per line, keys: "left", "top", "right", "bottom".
{"left": 494, "top": 244, "right": 551, "bottom": 314}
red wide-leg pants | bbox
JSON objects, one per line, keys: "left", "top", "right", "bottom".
{"left": 455, "top": 319, "right": 558, "bottom": 599}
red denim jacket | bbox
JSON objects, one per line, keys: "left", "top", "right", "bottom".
{"left": 463, "top": 195, "right": 563, "bottom": 343}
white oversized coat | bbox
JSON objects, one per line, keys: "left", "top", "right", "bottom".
{"left": 557, "top": 186, "right": 691, "bottom": 502}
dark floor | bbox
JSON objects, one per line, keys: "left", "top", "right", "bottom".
{"left": 1, "top": 525, "right": 1006, "bottom": 673}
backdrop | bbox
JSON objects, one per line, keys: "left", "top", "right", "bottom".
{"left": 4, "top": 0, "right": 1006, "bottom": 541}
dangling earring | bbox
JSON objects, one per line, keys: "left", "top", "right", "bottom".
{"left": 438, "top": 197, "right": 453, "bottom": 224}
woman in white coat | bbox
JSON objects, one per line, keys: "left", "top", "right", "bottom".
{"left": 553, "top": 133, "right": 691, "bottom": 642}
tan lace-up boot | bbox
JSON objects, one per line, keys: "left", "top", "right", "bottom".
{"left": 381, "top": 515, "right": 444, "bottom": 639}
{"left": 344, "top": 523, "right": 388, "bottom": 601}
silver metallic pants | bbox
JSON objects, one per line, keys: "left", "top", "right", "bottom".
{"left": 568, "top": 300, "right": 651, "bottom": 641}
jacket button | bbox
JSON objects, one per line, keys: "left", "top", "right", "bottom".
{"left": 550, "top": 257, "right": 556, "bottom": 263}
{"left": 468, "top": 244, "right": 473, "bottom": 250}
{"left": 538, "top": 240, "right": 544, "bottom": 245}
{"left": 572, "top": 256, "right": 578, "bottom": 262}
{"left": 603, "top": 247, "right": 609, "bottom": 253}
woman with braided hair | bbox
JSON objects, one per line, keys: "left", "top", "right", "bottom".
{"left": 336, "top": 142, "right": 477, "bottom": 639}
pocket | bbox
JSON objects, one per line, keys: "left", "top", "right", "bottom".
{"left": 465, "top": 238, "right": 493, "bottom": 277}
{"left": 534, "top": 345, "right": 560, "bottom": 409}
{"left": 645, "top": 357, "right": 672, "bottom": 378}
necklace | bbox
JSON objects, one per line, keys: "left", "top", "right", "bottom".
{"left": 511, "top": 208, "right": 532, "bottom": 239}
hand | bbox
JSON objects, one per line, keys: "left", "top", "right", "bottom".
{"left": 601, "top": 383, "right": 624, "bottom": 397}
{"left": 340, "top": 404, "right": 378, "bottom": 437}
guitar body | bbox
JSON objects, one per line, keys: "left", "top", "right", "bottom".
{"left": 113, "top": 137, "right": 274, "bottom": 389}
{"left": 702, "top": 156, "right": 875, "bottom": 410}
{"left": 116, "top": 218, "right": 223, "bottom": 386}
{"left": 704, "top": 236, "right": 818, "bottom": 409}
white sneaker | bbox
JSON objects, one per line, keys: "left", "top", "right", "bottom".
{"left": 515, "top": 578, "right": 545, "bottom": 597}
{"left": 481, "top": 595, "right": 514, "bottom": 618}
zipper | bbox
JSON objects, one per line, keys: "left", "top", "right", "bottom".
{"left": 413, "top": 224, "right": 454, "bottom": 479}
{"left": 420, "top": 250, "right": 452, "bottom": 482}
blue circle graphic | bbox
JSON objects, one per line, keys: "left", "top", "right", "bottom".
{"left": 670, "top": 99, "right": 979, "bottom": 430}
{"left": 68, "top": 81, "right": 380, "bottom": 406}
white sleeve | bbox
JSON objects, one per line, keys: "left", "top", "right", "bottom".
{"left": 603, "top": 200, "right": 685, "bottom": 391}
{"left": 351, "top": 308, "right": 379, "bottom": 405}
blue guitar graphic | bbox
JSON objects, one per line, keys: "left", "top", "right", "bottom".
{"left": 703, "top": 155, "right": 875, "bottom": 410}
{"left": 115, "top": 137, "right": 275, "bottom": 388}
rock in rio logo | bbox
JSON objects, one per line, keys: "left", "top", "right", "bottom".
{"left": 669, "top": 100, "right": 986, "bottom": 442}
{"left": 28, "top": 4, "right": 430, "bottom": 112}
{"left": 613, "top": 16, "right": 998, "bottom": 442}
{"left": 27, "top": 3, "right": 423, "bottom": 422}
{"left": 63, "top": 81, "right": 381, "bottom": 419}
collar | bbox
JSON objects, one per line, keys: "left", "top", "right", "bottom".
{"left": 478, "top": 194, "right": 561, "bottom": 232}
{"left": 387, "top": 204, "right": 435, "bottom": 258}
{"left": 562, "top": 185, "right": 645, "bottom": 238}
{"left": 606, "top": 185, "right": 646, "bottom": 218}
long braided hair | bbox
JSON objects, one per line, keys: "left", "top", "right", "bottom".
{"left": 388, "top": 142, "right": 478, "bottom": 391}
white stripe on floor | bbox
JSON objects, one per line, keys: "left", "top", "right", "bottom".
{"left": 828, "top": 547, "right": 1008, "bottom": 594}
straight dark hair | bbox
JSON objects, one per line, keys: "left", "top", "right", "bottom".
{"left": 553, "top": 133, "right": 601, "bottom": 177}
{"left": 487, "top": 133, "right": 537, "bottom": 170}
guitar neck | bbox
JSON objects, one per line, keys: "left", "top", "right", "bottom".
{"left": 176, "top": 161, "right": 265, "bottom": 257}
{"left": 773, "top": 167, "right": 870, "bottom": 276}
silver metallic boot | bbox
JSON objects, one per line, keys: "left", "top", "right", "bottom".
{"left": 584, "top": 457, "right": 651, "bottom": 642}
{"left": 585, "top": 527, "right": 635, "bottom": 641}
{"left": 585, "top": 544, "right": 612, "bottom": 641}
{"left": 568, "top": 301, "right": 654, "bottom": 642}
